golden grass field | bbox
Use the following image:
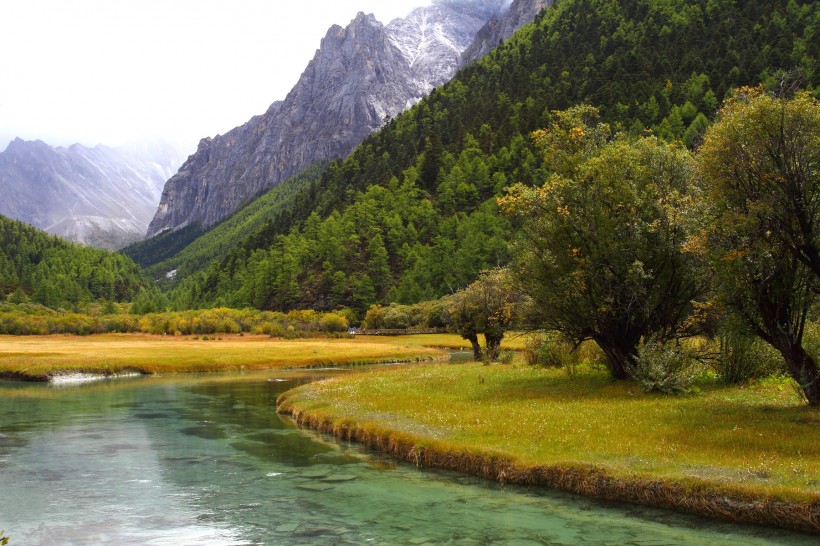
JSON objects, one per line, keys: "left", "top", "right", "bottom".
{"left": 0, "top": 334, "right": 446, "bottom": 380}
{"left": 277, "top": 360, "right": 820, "bottom": 531}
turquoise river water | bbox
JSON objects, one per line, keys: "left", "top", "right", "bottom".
{"left": 0, "top": 368, "right": 815, "bottom": 545}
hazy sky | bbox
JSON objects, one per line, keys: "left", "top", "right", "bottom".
{"left": 0, "top": 0, "right": 433, "bottom": 151}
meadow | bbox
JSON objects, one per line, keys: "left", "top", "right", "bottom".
{"left": 278, "top": 359, "right": 820, "bottom": 532}
{"left": 357, "top": 331, "right": 528, "bottom": 350}
{"left": 0, "top": 334, "right": 445, "bottom": 380}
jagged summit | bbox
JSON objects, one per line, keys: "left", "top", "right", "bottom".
{"left": 147, "top": 0, "right": 518, "bottom": 239}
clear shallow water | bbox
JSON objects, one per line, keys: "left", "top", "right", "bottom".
{"left": 0, "top": 370, "right": 815, "bottom": 546}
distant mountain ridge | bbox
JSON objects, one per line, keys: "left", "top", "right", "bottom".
{"left": 0, "top": 138, "right": 186, "bottom": 249}
{"left": 147, "top": 0, "right": 536, "bottom": 238}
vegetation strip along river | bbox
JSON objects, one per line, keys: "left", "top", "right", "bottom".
{"left": 276, "top": 362, "right": 820, "bottom": 534}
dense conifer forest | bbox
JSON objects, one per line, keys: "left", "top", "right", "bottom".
{"left": 0, "top": 215, "right": 145, "bottom": 308}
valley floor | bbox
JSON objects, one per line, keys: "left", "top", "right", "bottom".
{"left": 3, "top": 332, "right": 818, "bottom": 533}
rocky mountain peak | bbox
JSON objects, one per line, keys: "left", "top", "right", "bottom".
{"left": 147, "top": 1, "right": 535, "bottom": 239}
{"left": 461, "top": 0, "right": 551, "bottom": 64}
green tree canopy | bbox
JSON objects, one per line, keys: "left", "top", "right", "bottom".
{"left": 697, "top": 88, "right": 820, "bottom": 405}
{"left": 501, "top": 108, "right": 705, "bottom": 379}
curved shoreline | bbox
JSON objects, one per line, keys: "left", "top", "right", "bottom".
{"left": 277, "top": 398, "right": 820, "bottom": 535}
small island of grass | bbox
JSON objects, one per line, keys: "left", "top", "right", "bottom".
{"left": 277, "top": 361, "right": 820, "bottom": 534}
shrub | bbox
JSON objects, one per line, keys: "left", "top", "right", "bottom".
{"left": 631, "top": 340, "right": 704, "bottom": 394}
{"left": 420, "top": 297, "right": 451, "bottom": 328}
{"left": 364, "top": 304, "right": 385, "bottom": 329}
{"left": 715, "top": 327, "right": 786, "bottom": 384}
{"left": 382, "top": 305, "right": 411, "bottom": 329}
{"left": 524, "top": 333, "right": 576, "bottom": 368}
{"left": 523, "top": 335, "right": 548, "bottom": 366}
{"left": 497, "top": 349, "right": 515, "bottom": 364}
{"left": 320, "top": 313, "right": 349, "bottom": 333}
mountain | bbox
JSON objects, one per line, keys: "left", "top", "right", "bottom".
{"left": 159, "top": 0, "right": 816, "bottom": 312}
{"left": 0, "top": 138, "right": 186, "bottom": 249}
{"left": 146, "top": 0, "right": 510, "bottom": 238}
{"left": 460, "top": 0, "right": 552, "bottom": 65}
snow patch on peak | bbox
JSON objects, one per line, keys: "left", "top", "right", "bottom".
{"left": 386, "top": 2, "right": 495, "bottom": 95}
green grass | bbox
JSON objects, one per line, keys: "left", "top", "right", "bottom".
{"left": 0, "top": 334, "right": 446, "bottom": 380}
{"left": 277, "top": 361, "right": 820, "bottom": 506}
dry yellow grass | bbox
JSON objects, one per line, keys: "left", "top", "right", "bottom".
{"left": 359, "top": 331, "right": 529, "bottom": 350}
{"left": 0, "top": 334, "right": 445, "bottom": 380}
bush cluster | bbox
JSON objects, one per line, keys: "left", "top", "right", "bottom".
{"left": 0, "top": 304, "right": 352, "bottom": 337}
{"left": 631, "top": 341, "right": 704, "bottom": 394}
{"left": 364, "top": 300, "right": 450, "bottom": 330}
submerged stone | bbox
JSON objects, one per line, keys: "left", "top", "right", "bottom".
{"left": 296, "top": 483, "right": 335, "bottom": 492}
{"left": 294, "top": 525, "right": 339, "bottom": 537}
{"left": 321, "top": 474, "right": 358, "bottom": 482}
{"left": 300, "top": 468, "right": 332, "bottom": 479}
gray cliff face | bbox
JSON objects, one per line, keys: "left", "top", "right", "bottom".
{"left": 460, "top": 0, "right": 552, "bottom": 65}
{"left": 147, "top": 1, "right": 510, "bottom": 238}
{"left": 0, "top": 138, "right": 185, "bottom": 249}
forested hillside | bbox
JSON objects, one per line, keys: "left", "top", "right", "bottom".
{"left": 0, "top": 215, "right": 145, "bottom": 309}
{"left": 125, "top": 163, "right": 327, "bottom": 283}
{"left": 157, "top": 0, "right": 816, "bottom": 312}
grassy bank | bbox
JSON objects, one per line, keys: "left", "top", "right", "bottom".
{"left": 277, "top": 362, "right": 820, "bottom": 533}
{"left": 0, "top": 334, "right": 445, "bottom": 381}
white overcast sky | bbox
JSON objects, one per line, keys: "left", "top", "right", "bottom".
{"left": 0, "top": 0, "right": 432, "bottom": 152}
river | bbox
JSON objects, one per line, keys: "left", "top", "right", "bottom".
{"left": 0, "top": 369, "right": 814, "bottom": 545}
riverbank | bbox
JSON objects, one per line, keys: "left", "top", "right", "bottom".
{"left": 0, "top": 334, "right": 446, "bottom": 381}
{"left": 276, "top": 362, "right": 820, "bottom": 534}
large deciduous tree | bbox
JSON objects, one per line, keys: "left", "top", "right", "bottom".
{"left": 500, "top": 106, "right": 705, "bottom": 379}
{"left": 698, "top": 88, "right": 820, "bottom": 405}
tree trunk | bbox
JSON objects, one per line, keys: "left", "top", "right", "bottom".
{"left": 771, "top": 335, "right": 820, "bottom": 406}
{"left": 756, "top": 291, "right": 819, "bottom": 405}
{"left": 485, "top": 332, "right": 503, "bottom": 361}
{"left": 595, "top": 338, "right": 635, "bottom": 380}
{"left": 464, "top": 332, "right": 482, "bottom": 361}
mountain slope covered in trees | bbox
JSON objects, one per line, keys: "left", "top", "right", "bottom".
{"left": 0, "top": 215, "right": 146, "bottom": 308}
{"left": 155, "top": 0, "right": 816, "bottom": 313}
